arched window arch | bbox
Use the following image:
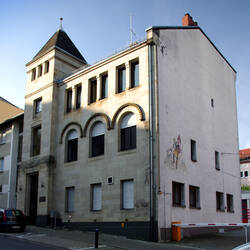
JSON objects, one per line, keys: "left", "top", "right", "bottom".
{"left": 91, "top": 122, "right": 105, "bottom": 157}
{"left": 66, "top": 130, "right": 78, "bottom": 162}
{"left": 120, "top": 113, "right": 136, "bottom": 151}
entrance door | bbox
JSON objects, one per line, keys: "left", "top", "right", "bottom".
{"left": 29, "top": 173, "right": 38, "bottom": 224}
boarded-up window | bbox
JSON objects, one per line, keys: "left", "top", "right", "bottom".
{"left": 66, "top": 187, "right": 75, "bottom": 212}
{"left": 122, "top": 180, "right": 134, "bottom": 209}
{"left": 92, "top": 183, "right": 102, "bottom": 211}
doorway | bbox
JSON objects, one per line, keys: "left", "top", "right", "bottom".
{"left": 28, "top": 173, "right": 39, "bottom": 224}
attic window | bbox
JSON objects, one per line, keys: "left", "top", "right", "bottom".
{"left": 38, "top": 64, "right": 43, "bottom": 77}
{"left": 31, "top": 68, "right": 36, "bottom": 81}
{"left": 45, "top": 61, "right": 49, "bottom": 73}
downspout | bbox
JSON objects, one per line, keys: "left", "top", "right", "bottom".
{"left": 148, "top": 41, "right": 156, "bottom": 241}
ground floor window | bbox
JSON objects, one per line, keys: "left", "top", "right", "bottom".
{"left": 65, "top": 187, "right": 75, "bottom": 212}
{"left": 227, "top": 194, "right": 234, "bottom": 212}
{"left": 172, "top": 181, "right": 185, "bottom": 207}
{"left": 91, "top": 183, "right": 102, "bottom": 211}
{"left": 121, "top": 180, "right": 134, "bottom": 209}
{"left": 189, "top": 185, "right": 200, "bottom": 209}
{"left": 216, "top": 191, "right": 224, "bottom": 211}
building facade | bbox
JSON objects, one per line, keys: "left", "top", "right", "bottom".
{"left": 17, "top": 14, "right": 241, "bottom": 241}
{"left": 240, "top": 148, "right": 250, "bottom": 222}
{"left": 0, "top": 98, "right": 23, "bottom": 209}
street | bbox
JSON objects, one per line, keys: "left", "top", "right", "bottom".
{"left": 0, "top": 234, "right": 62, "bottom": 250}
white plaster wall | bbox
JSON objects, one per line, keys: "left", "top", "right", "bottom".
{"left": 156, "top": 28, "right": 241, "bottom": 229}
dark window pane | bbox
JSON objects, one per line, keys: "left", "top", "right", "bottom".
{"left": 33, "top": 126, "right": 41, "bottom": 156}
{"left": 191, "top": 140, "right": 197, "bottom": 161}
{"left": 67, "top": 138, "right": 78, "bottom": 162}
{"left": 76, "top": 85, "right": 81, "bottom": 109}
{"left": 17, "top": 135, "right": 23, "bottom": 162}
{"left": 118, "top": 67, "right": 126, "bottom": 93}
{"left": 66, "top": 89, "right": 72, "bottom": 113}
{"left": 101, "top": 75, "right": 108, "bottom": 99}
{"left": 92, "top": 135, "right": 104, "bottom": 157}
{"left": 131, "top": 61, "right": 139, "bottom": 88}
{"left": 90, "top": 79, "right": 97, "bottom": 103}
{"left": 121, "top": 126, "right": 136, "bottom": 151}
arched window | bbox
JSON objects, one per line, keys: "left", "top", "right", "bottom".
{"left": 120, "top": 113, "right": 136, "bottom": 151}
{"left": 66, "top": 130, "right": 78, "bottom": 162}
{"left": 91, "top": 122, "right": 105, "bottom": 157}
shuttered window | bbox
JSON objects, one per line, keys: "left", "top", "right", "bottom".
{"left": 66, "top": 187, "right": 75, "bottom": 212}
{"left": 66, "top": 130, "right": 78, "bottom": 162}
{"left": 92, "top": 184, "right": 102, "bottom": 211}
{"left": 122, "top": 180, "right": 134, "bottom": 209}
{"left": 120, "top": 113, "right": 136, "bottom": 151}
{"left": 91, "top": 122, "right": 105, "bottom": 157}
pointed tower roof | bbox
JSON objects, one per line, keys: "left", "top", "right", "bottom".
{"left": 32, "top": 29, "right": 87, "bottom": 64}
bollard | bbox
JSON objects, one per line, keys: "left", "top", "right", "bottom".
{"left": 95, "top": 228, "right": 99, "bottom": 248}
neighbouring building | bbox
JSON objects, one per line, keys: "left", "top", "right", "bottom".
{"left": 240, "top": 148, "right": 250, "bottom": 222}
{"left": 0, "top": 97, "right": 23, "bottom": 209}
{"left": 16, "top": 14, "right": 241, "bottom": 241}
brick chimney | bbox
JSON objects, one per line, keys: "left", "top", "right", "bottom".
{"left": 182, "top": 13, "right": 198, "bottom": 26}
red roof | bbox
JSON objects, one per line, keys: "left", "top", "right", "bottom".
{"left": 240, "top": 148, "right": 250, "bottom": 160}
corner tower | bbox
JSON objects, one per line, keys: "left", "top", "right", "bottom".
{"left": 17, "top": 28, "right": 86, "bottom": 225}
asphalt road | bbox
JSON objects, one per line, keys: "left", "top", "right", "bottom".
{"left": 0, "top": 234, "right": 63, "bottom": 250}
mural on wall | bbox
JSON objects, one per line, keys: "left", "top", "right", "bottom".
{"left": 165, "top": 135, "right": 185, "bottom": 169}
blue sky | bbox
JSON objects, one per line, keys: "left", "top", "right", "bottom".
{"left": 1, "top": 0, "right": 249, "bottom": 149}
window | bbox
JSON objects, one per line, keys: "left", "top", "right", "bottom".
{"left": 227, "top": 194, "right": 234, "bottom": 212}
{"left": 91, "top": 183, "right": 102, "bottom": 211}
{"left": 117, "top": 66, "right": 126, "bottom": 93}
{"left": 211, "top": 98, "right": 214, "bottom": 107}
{"left": 32, "top": 126, "right": 41, "bottom": 156}
{"left": 75, "top": 85, "right": 82, "bottom": 109}
{"left": 18, "top": 119, "right": 23, "bottom": 134}
{"left": 45, "top": 61, "right": 49, "bottom": 73}
{"left": 0, "top": 158, "right": 4, "bottom": 172}
{"left": 91, "top": 122, "right": 104, "bottom": 157}
{"left": 0, "top": 185, "right": 2, "bottom": 193}
{"left": 89, "top": 79, "right": 97, "bottom": 104}
{"left": 191, "top": 139, "right": 197, "bottom": 162}
{"left": 17, "top": 135, "right": 23, "bottom": 162}
{"left": 66, "top": 130, "right": 78, "bottom": 162}
{"left": 241, "top": 172, "right": 243, "bottom": 178}
{"left": 216, "top": 191, "right": 224, "bottom": 211}
{"left": 121, "top": 180, "right": 134, "bottom": 209}
{"left": 38, "top": 64, "right": 43, "bottom": 77}
{"left": 245, "top": 171, "right": 248, "bottom": 177}
{"left": 131, "top": 60, "right": 139, "bottom": 88}
{"left": 0, "top": 133, "right": 6, "bottom": 144}
{"left": 172, "top": 181, "right": 185, "bottom": 207}
{"left": 189, "top": 185, "right": 200, "bottom": 209}
{"left": 66, "top": 89, "right": 72, "bottom": 113}
{"left": 31, "top": 68, "right": 36, "bottom": 81}
{"left": 65, "top": 187, "right": 75, "bottom": 212}
{"left": 100, "top": 74, "right": 108, "bottom": 99}
{"left": 215, "top": 151, "right": 220, "bottom": 170}
{"left": 120, "top": 113, "right": 136, "bottom": 151}
{"left": 34, "top": 98, "right": 42, "bottom": 114}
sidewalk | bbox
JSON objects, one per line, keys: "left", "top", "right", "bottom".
{"left": 0, "top": 225, "right": 248, "bottom": 250}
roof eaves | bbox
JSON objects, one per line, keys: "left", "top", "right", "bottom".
{"left": 0, "top": 113, "right": 24, "bottom": 127}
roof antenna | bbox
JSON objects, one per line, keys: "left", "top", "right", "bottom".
{"left": 59, "top": 17, "right": 63, "bottom": 30}
{"left": 130, "top": 14, "right": 136, "bottom": 46}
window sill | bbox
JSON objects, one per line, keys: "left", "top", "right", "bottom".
{"left": 190, "top": 206, "right": 201, "bottom": 210}
{"left": 227, "top": 210, "right": 234, "bottom": 213}
{"left": 121, "top": 208, "right": 134, "bottom": 211}
{"left": 216, "top": 209, "right": 225, "bottom": 212}
{"left": 215, "top": 168, "right": 221, "bottom": 171}
{"left": 64, "top": 161, "right": 78, "bottom": 167}
{"left": 172, "top": 204, "right": 186, "bottom": 208}
{"left": 88, "top": 155, "right": 105, "bottom": 161}
{"left": 91, "top": 210, "right": 102, "bottom": 213}
{"left": 191, "top": 159, "right": 197, "bottom": 163}
{"left": 118, "top": 148, "right": 137, "bottom": 156}
{"left": 128, "top": 85, "right": 140, "bottom": 91}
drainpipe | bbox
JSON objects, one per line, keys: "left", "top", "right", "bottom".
{"left": 148, "top": 41, "right": 156, "bottom": 242}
